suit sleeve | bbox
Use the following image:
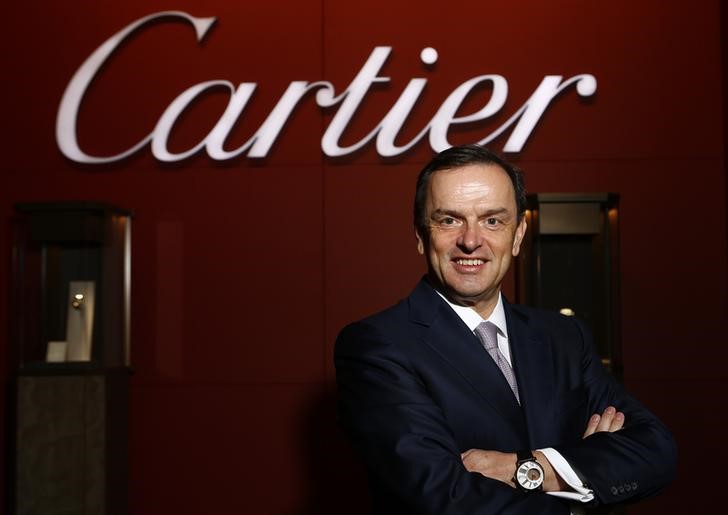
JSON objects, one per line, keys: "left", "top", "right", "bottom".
{"left": 335, "top": 321, "right": 571, "bottom": 515}
{"left": 554, "top": 317, "right": 677, "bottom": 506}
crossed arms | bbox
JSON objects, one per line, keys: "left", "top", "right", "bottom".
{"left": 335, "top": 314, "right": 677, "bottom": 514}
{"left": 460, "top": 406, "right": 625, "bottom": 492}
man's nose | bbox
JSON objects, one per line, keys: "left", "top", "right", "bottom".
{"left": 457, "top": 223, "right": 482, "bottom": 252}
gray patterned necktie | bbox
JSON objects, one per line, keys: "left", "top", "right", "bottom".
{"left": 474, "top": 321, "right": 520, "bottom": 404}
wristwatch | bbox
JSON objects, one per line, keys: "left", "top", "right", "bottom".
{"left": 514, "top": 450, "right": 544, "bottom": 492}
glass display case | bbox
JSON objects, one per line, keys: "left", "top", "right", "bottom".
{"left": 9, "top": 202, "right": 131, "bottom": 515}
{"left": 516, "top": 193, "right": 622, "bottom": 378}
{"left": 10, "top": 202, "right": 131, "bottom": 369}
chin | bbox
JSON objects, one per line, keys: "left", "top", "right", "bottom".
{"left": 446, "top": 286, "right": 488, "bottom": 302}
{"left": 449, "top": 279, "right": 490, "bottom": 295}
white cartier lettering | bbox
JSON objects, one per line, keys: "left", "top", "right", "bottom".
{"left": 56, "top": 11, "right": 597, "bottom": 164}
{"left": 56, "top": 11, "right": 217, "bottom": 164}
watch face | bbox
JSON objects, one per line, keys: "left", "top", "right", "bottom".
{"left": 516, "top": 461, "right": 544, "bottom": 491}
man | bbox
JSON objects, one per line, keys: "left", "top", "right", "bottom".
{"left": 335, "top": 145, "right": 676, "bottom": 514}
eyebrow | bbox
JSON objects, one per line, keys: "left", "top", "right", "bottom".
{"left": 430, "top": 207, "right": 511, "bottom": 218}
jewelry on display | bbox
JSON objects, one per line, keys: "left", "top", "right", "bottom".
{"left": 71, "top": 293, "right": 85, "bottom": 309}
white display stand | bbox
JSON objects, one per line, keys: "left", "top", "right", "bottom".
{"left": 65, "top": 281, "right": 95, "bottom": 361}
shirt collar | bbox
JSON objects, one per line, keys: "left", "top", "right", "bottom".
{"left": 435, "top": 290, "right": 508, "bottom": 338}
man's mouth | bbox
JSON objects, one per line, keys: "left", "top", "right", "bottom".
{"left": 454, "top": 258, "right": 485, "bottom": 266}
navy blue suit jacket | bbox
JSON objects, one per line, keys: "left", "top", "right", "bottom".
{"left": 335, "top": 279, "right": 676, "bottom": 514}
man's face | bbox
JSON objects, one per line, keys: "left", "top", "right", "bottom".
{"left": 416, "top": 164, "right": 527, "bottom": 316}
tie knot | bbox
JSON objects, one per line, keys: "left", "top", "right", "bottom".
{"left": 474, "top": 321, "right": 499, "bottom": 350}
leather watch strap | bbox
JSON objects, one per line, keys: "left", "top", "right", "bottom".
{"left": 517, "top": 450, "right": 534, "bottom": 462}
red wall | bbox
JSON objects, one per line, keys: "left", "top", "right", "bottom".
{"left": 2, "top": 1, "right": 727, "bottom": 513}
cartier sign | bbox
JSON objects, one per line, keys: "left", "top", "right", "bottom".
{"left": 56, "top": 11, "right": 597, "bottom": 163}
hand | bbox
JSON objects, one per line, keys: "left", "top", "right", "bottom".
{"left": 462, "top": 449, "right": 567, "bottom": 492}
{"left": 583, "top": 405, "right": 625, "bottom": 438}
{"left": 461, "top": 449, "right": 517, "bottom": 487}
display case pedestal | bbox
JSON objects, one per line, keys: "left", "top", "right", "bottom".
{"left": 14, "top": 368, "right": 129, "bottom": 515}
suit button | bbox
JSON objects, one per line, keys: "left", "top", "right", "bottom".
{"left": 611, "top": 486, "right": 618, "bottom": 495}
{"left": 618, "top": 485, "right": 625, "bottom": 494}
{"left": 632, "top": 482, "right": 638, "bottom": 490}
{"left": 625, "top": 483, "right": 632, "bottom": 492}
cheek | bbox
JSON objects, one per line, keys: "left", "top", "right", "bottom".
{"left": 428, "top": 234, "right": 453, "bottom": 256}
{"left": 428, "top": 246, "right": 446, "bottom": 264}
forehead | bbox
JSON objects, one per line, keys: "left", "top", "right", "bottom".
{"left": 427, "top": 164, "right": 516, "bottom": 210}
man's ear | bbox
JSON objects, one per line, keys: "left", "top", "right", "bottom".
{"left": 511, "top": 217, "right": 527, "bottom": 257}
{"left": 415, "top": 228, "right": 425, "bottom": 255}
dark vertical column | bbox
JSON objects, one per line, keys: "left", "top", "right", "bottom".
{"left": 721, "top": 1, "right": 728, "bottom": 295}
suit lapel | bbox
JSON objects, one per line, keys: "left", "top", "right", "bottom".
{"left": 408, "top": 281, "right": 524, "bottom": 428}
{"left": 505, "top": 302, "right": 556, "bottom": 448}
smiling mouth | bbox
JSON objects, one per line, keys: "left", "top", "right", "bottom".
{"left": 454, "top": 258, "right": 485, "bottom": 266}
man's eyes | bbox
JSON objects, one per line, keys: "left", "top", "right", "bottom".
{"left": 433, "top": 216, "right": 504, "bottom": 228}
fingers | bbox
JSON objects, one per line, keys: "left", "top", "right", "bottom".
{"left": 595, "top": 406, "right": 616, "bottom": 432}
{"left": 582, "top": 413, "right": 601, "bottom": 438}
{"left": 610, "top": 410, "right": 625, "bottom": 432}
{"left": 583, "top": 406, "right": 625, "bottom": 439}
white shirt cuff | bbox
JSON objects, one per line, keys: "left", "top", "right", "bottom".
{"left": 538, "top": 447, "right": 594, "bottom": 503}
